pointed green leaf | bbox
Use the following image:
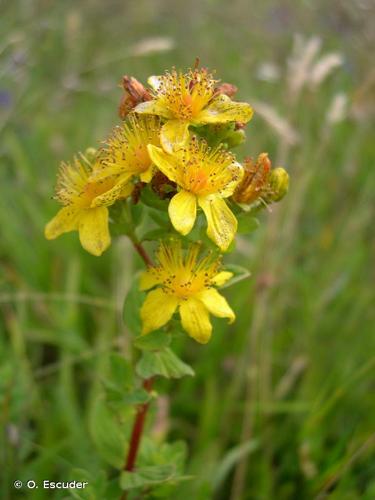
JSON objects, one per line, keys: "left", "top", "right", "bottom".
{"left": 237, "top": 214, "right": 260, "bottom": 234}
{"left": 89, "top": 398, "right": 128, "bottom": 469}
{"left": 134, "top": 330, "right": 171, "bottom": 351}
{"left": 136, "top": 348, "right": 195, "bottom": 379}
{"left": 220, "top": 264, "right": 251, "bottom": 289}
{"left": 123, "top": 274, "right": 144, "bottom": 335}
{"left": 120, "top": 464, "right": 192, "bottom": 491}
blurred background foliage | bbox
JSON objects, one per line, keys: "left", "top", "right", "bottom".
{"left": 0, "top": 0, "right": 374, "bottom": 499}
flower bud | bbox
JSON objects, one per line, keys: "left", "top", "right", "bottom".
{"left": 233, "top": 153, "right": 271, "bottom": 204}
{"left": 84, "top": 147, "right": 97, "bottom": 163}
{"left": 226, "top": 129, "right": 246, "bottom": 148}
{"left": 118, "top": 76, "right": 151, "bottom": 119}
{"left": 265, "top": 167, "right": 289, "bottom": 202}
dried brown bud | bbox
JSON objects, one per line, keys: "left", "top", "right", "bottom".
{"left": 215, "top": 82, "right": 238, "bottom": 98}
{"left": 151, "top": 171, "right": 177, "bottom": 199}
{"left": 118, "top": 76, "right": 152, "bottom": 119}
{"left": 233, "top": 153, "right": 271, "bottom": 204}
{"left": 131, "top": 181, "right": 146, "bottom": 204}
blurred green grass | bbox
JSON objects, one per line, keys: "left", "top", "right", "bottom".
{"left": 1, "top": 0, "right": 374, "bottom": 499}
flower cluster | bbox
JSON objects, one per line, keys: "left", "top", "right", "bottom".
{"left": 45, "top": 64, "right": 289, "bottom": 343}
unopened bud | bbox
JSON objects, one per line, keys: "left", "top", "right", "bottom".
{"left": 226, "top": 129, "right": 246, "bottom": 148}
{"left": 233, "top": 153, "right": 271, "bottom": 204}
{"left": 266, "top": 167, "right": 289, "bottom": 202}
{"left": 215, "top": 82, "right": 238, "bottom": 98}
{"left": 118, "top": 76, "right": 151, "bottom": 119}
{"left": 84, "top": 147, "right": 97, "bottom": 163}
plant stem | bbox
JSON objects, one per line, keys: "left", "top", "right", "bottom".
{"left": 120, "top": 222, "right": 154, "bottom": 499}
{"left": 120, "top": 378, "right": 154, "bottom": 500}
{"left": 132, "top": 240, "right": 153, "bottom": 267}
{"left": 124, "top": 377, "right": 154, "bottom": 472}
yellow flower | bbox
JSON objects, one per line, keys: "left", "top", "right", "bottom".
{"left": 93, "top": 115, "right": 161, "bottom": 185}
{"left": 148, "top": 137, "right": 243, "bottom": 250}
{"left": 140, "top": 240, "right": 235, "bottom": 344}
{"left": 135, "top": 68, "right": 253, "bottom": 153}
{"left": 45, "top": 154, "right": 131, "bottom": 256}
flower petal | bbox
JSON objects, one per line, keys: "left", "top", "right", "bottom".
{"left": 134, "top": 100, "right": 173, "bottom": 119}
{"left": 198, "top": 196, "right": 237, "bottom": 251}
{"left": 78, "top": 207, "right": 111, "bottom": 256}
{"left": 139, "top": 269, "right": 161, "bottom": 291}
{"left": 179, "top": 297, "right": 212, "bottom": 344}
{"left": 147, "top": 75, "right": 162, "bottom": 91}
{"left": 45, "top": 206, "right": 81, "bottom": 240}
{"left": 195, "top": 95, "right": 253, "bottom": 124}
{"left": 197, "top": 288, "right": 235, "bottom": 323}
{"left": 160, "top": 120, "right": 190, "bottom": 154}
{"left": 212, "top": 271, "right": 234, "bottom": 286}
{"left": 119, "top": 182, "right": 134, "bottom": 199}
{"left": 168, "top": 190, "right": 197, "bottom": 235}
{"left": 219, "top": 161, "right": 244, "bottom": 198}
{"left": 139, "top": 167, "right": 154, "bottom": 183}
{"left": 147, "top": 145, "right": 180, "bottom": 184}
{"left": 141, "top": 288, "right": 178, "bottom": 334}
{"left": 91, "top": 175, "right": 133, "bottom": 207}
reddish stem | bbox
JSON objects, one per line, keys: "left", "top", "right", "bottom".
{"left": 121, "top": 242, "right": 154, "bottom": 500}
{"left": 132, "top": 241, "right": 153, "bottom": 267}
{"left": 124, "top": 378, "right": 154, "bottom": 472}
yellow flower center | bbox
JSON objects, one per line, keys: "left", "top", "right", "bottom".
{"left": 155, "top": 69, "right": 216, "bottom": 121}
{"left": 174, "top": 139, "right": 241, "bottom": 196}
{"left": 79, "top": 179, "right": 116, "bottom": 207}
{"left": 151, "top": 241, "right": 220, "bottom": 301}
{"left": 98, "top": 115, "right": 160, "bottom": 178}
{"left": 132, "top": 145, "right": 152, "bottom": 172}
{"left": 185, "top": 167, "right": 208, "bottom": 193}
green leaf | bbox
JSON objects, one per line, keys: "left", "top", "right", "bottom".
{"left": 120, "top": 463, "right": 192, "bottom": 492}
{"left": 69, "top": 469, "right": 107, "bottom": 500}
{"left": 123, "top": 388, "right": 151, "bottom": 405}
{"left": 141, "top": 185, "right": 170, "bottom": 211}
{"left": 220, "top": 264, "right": 251, "bottom": 289}
{"left": 123, "top": 274, "right": 144, "bottom": 336}
{"left": 148, "top": 208, "right": 172, "bottom": 228}
{"left": 105, "top": 353, "right": 134, "bottom": 393}
{"left": 120, "top": 464, "right": 178, "bottom": 490}
{"left": 89, "top": 398, "right": 128, "bottom": 469}
{"left": 134, "top": 330, "right": 171, "bottom": 351}
{"left": 136, "top": 348, "right": 195, "bottom": 379}
{"left": 237, "top": 214, "right": 260, "bottom": 234}
{"left": 140, "top": 228, "right": 169, "bottom": 242}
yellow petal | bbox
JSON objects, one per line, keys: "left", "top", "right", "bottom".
{"left": 139, "top": 167, "right": 154, "bottom": 183}
{"left": 119, "top": 182, "right": 134, "bottom": 199}
{"left": 139, "top": 269, "right": 161, "bottom": 291}
{"left": 195, "top": 95, "right": 253, "bottom": 124}
{"left": 219, "top": 162, "right": 244, "bottom": 198}
{"left": 168, "top": 190, "right": 197, "bottom": 235}
{"left": 141, "top": 288, "right": 178, "bottom": 334}
{"left": 78, "top": 207, "right": 111, "bottom": 256}
{"left": 45, "top": 206, "right": 81, "bottom": 240}
{"left": 91, "top": 175, "right": 132, "bottom": 208}
{"left": 147, "top": 145, "right": 180, "bottom": 184}
{"left": 197, "top": 288, "right": 235, "bottom": 323}
{"left": 134, "top": 100, "right": 173, "bottom": 119}
{"left": 160, "top": 120, "right": 190, "bottom": 154}
{"left": 198, "top": 196, "right": 237, "bottom": 251}
{"left": 179, "top": 297, "right": 212, "bottom": 344}
{"left": 212, "top": 271, "right": 233, "bottom": 286}
{"left": 147, "top": 75, "right": 162, "bottom": 91}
